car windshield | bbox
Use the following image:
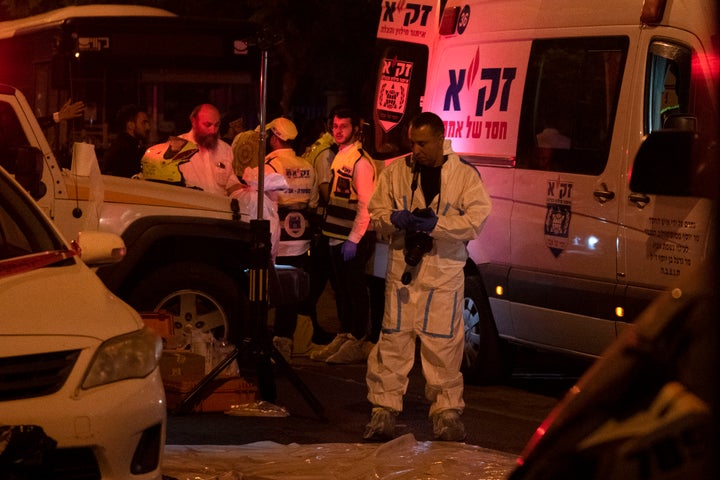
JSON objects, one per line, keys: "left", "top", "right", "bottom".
{"left": 0, "top": 167, "right": 68, "bottom": 265}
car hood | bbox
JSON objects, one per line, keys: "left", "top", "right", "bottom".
{"left": 0, "top": 260, "right": 142, "bottom": 338}
{"left": 68, "top": 171, "right": 243, "bottom": 215}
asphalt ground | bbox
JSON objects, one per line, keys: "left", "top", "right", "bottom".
{"left": 166, "top": 352, "right": 582, "bottom": 452}
{"left": 166, "top": 285, "right": 590, "bottom": 455}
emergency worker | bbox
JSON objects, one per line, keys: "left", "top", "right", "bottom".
{"left": 311, "top": 107, "right": 376, "bottom": 364}
{"left": 364, "top": 112, "right": 491, "bottom": 441}
{"left": 300, "top": 116, "right": 339, "bottom": 346}
{"left": 178, "top": 103, "right": 243, "bottom": 196}
{"left": 263, "top": 117, "right": 320, "bottom": 361}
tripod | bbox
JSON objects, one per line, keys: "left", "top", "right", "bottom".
{"left": 173, "top": 220, "right": 325, "bottom": 419}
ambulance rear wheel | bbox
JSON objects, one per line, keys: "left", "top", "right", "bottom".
{"left": 128, "top": 262, "right": 247, "bottom": 344}
{"left": 462, "top": 273, "right": 512, "bottom": 384}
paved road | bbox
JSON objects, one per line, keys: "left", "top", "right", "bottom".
{"left": 167, "top": 284, "right": 592, "bottom": 455}
{"left": 166, "top": 345, "right": 590, "bottom": 455}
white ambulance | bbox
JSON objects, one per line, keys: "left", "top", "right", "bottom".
{"left": 369, "top": 0, "right": 718, "bottom": 382}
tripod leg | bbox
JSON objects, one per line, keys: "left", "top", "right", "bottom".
{"left": 173, "top": 347, "right": 240, "bottom": 415}
{"left": 246, "top": 219, "right": 325, "bottom": 419}
{"left": 269, "top": 345, "right": 326, "bottom": 420}
{"left": 250, "top": 341, "right": 277, "bottom": 403}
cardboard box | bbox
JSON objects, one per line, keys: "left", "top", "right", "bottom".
{"left": 141, "top": 311, "right": 174, "bottom": 338}
{"left": 159, "top": 350, "right": 206, "bottom": 380}
{"left": 164, "top": 376, "right": 258, "bottom": 412}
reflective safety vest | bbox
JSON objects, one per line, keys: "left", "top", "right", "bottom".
{"left": 322, "top": 144, "right": 375, "bottom": 241}
{"left": 302, "top": 132, "right": 335, "bottom": 172}
{"left": 278, "top": 206, "right": 313, "bottom": 242}
{"left": 141, "top": 136, "right": 197, "bottom": 185}
{"left": 265, "top": 150, "right": 317, "bottom": 246}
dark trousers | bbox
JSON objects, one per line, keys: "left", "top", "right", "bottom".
{"left": 328, "top": 234, "right": 373, "bottom": 340}
{"left": 273, "top": 252, "right": 310, "bottom": 339}
{"left": 301, "top": 235, "right": 338, "bottom": 322}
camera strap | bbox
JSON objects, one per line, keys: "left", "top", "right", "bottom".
{"left": 409, "top": 160, "right": 443, "bottom": 214}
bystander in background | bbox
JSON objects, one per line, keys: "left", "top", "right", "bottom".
{"left": 102, "top": 104, "right": 151, "bottom": 177}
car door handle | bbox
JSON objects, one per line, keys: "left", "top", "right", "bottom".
{"left": 593, "top": 183, "right": 615, "bottom": 204}
{"left": 628, "top": 192, "right": 651, "bottom": 208}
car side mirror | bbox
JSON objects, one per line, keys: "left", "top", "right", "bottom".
{"left": 630, "top": 129, "right": 694, "bottom": 197}
{"left": 74, "top": 231, "right": 127, "bottom": 266}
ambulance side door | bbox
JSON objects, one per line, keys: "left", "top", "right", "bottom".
{"left": 618, "top": 29, "right": 716, "bottom": 329}
{"left": 508, "top": 35, "right": 631, "bottom": 355}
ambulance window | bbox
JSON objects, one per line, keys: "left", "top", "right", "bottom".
{"left": 645, "top": 40, "right": 718, "bottom": 197}
{"left": 645, "top": 41, "right": 691, "bottom": 132}
{"left": 516, "top": 37, "right": 628, "bottom": 174}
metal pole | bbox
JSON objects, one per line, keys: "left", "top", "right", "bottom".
{"left": 248, "top": 42, "right": 275, "bottom": 402}
{"left": 257, "top": 48, "right": 268, "bottom": 216}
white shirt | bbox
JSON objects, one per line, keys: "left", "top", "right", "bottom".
{"left": 179, "top": 131, "right": 242, "bottom": 196}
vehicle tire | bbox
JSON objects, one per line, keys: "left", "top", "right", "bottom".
{"left": 128, "top": 262, "right": 248, "bottom": 344}
{"left": 462, "top": 273, "right": 512, "bottom": 384}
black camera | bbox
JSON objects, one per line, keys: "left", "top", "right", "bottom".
{"left": 404, "top": 231, "right": 433, "bottom": 267}
{"left": 403, "top": 208, "right": 434, "bottom": 267}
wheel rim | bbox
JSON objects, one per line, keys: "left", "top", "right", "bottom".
{"left": 154, "top": 289, "right": 228, "bottom": 341}
{"left": 463, "top": 295, "right": 481, "bottom": 368}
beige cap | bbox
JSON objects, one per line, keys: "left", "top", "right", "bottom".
{"left": 267, "top": 117, "right": 298, "bottom": 141}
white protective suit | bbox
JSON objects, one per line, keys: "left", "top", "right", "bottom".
{"left": 366, "top": 140, "right": 491, "bottom": 416}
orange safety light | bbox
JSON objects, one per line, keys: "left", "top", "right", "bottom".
{"left": 439, "top": 6, "right": 460, "bottom": 35}
{"left": 640, "top": 0, "right": 667, "bottom": 25}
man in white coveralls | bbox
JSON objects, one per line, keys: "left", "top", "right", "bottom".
{"left": 364, "top": 112, "right": 491, "bottom": 441}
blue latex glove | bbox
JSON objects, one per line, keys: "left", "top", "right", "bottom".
{"left": 411, "top": 210, "right": 438, "bottom": 232}
{"left": 390, "top": 210, "right": 414, "bottom": 230}
{"left": 341, "top": 240, "right": 358, "bottom": 261}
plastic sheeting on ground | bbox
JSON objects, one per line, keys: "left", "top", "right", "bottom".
{"left": 162, "top": 433, "right": 517, "bottom": 479}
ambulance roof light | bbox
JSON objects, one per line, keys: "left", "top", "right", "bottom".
{"left": 439, "top": 6, "right": 460, "bottom": 35}
{"left": 640, "top": 0, "right": 667, "bottom": 25}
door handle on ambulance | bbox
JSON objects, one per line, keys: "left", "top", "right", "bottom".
{"left": 628, "top": 192, "right": 651, "bottom": 208}
{"left": 593, "top": 183, "right": 615, "bottom": 204}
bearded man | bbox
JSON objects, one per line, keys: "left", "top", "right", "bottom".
{"left": 179, "top": 103, "right": 243, "bottom": 196}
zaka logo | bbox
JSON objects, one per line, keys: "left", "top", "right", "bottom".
{"left": 376, "top": 57, "right": 413, "bottom": 132}
{"left": 545, "top": 180, "right": 573, "bottom": 257}
{"left": 444, "top": 48, "right": 517, "bottom": 116}
{"left": 382, "top": 1, "right": 432, "bottom": 27}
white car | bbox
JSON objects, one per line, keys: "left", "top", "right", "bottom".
{"left": 0, "top": 164, "right": 166, "bottom": 479}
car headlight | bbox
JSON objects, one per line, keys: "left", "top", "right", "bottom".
{"left": 82, "top": 328, "right": 162, "bottom": 389}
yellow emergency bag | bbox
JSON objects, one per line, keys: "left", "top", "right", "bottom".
{"left": 141, "top": 136, "right": 198, "bottom": 185}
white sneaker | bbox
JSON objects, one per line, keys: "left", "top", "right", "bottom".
{"left": 326, "top": 336, "right": 368, "bottom": 364}
{"left": 272, "top": 336, "right": 293, "bottom": 363}
{"left": 309, "top": 333, "right": 350, "bottom": 361}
